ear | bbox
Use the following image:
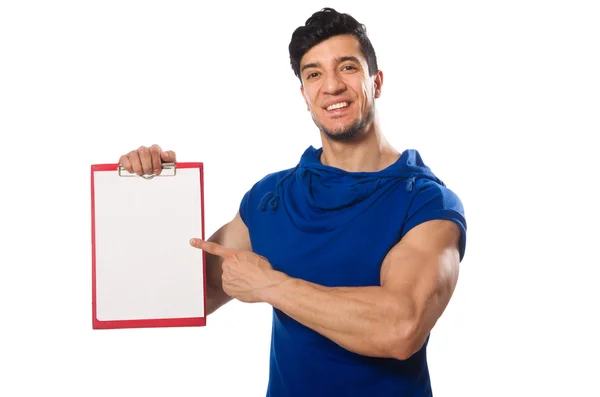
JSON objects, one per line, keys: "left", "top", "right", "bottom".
{"left": 374, "top": 70, "right": 384, "bottom": 98}
{"left": 300, "top": 85, "right": 310, "bottom": 111}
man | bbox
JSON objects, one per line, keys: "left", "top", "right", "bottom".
{"left": 119, "top": 7, "right": 467, "bottom": 397}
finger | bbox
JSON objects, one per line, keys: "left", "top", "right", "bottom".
{"left": 161, "top": 150, "right": 176, "bottom": 163}
{"left": 128, "top": 150, "right": 143, "bottom": 175}
{"left": 119, "top": 154, "right": 133, "bottom": 173}
{"left": 138, "top": 146, "right": 153, "bottom": 175}
{"left": 149, "top": 144, "right": 162, "bottom": 175}
{"left": 221, "top": 261, "right": 232, "bottom": 278}
{"left": 190, "top": 238, "right": 236, "bottom": 258}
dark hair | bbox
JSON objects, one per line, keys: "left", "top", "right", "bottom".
{"left": 289, "top": 8, "right": 378, "bottom": 81}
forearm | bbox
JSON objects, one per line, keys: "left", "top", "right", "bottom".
{"left": 203, "top": 214, "right": 248, "bottom": 315}
{"left": 204, "top": 249, "right": 236, "bottom": 315}
{"left": 262, "top": 276, "right": 416, "bottom": 359}
{"left": 205, "top": 282, "right": 232, "bottom": 315}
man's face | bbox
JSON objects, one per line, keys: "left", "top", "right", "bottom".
{"left": 299, "top": 34, "right": 383, "bottom": 141}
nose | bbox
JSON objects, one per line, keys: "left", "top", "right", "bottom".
{"left": 322, "top": 72, "right": 347, "bottom": 95}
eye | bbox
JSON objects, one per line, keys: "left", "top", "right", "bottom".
{"left": 306, "top": 72, "right": 319, "bottom": 79}
{"left": 342, "top": 65, "right": 357, "bottom": 72}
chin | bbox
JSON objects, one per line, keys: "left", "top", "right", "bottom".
{"left": 324, "top": 117, "right": 374, "bottom": 142}
{"left": 322, "top": 126, "right": 360, "bottom": 141}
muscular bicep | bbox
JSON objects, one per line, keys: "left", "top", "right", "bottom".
{"left": 380, "top": 219, "right": 462, "bottom": 350}
{"left": 209, "top": 211, "right": 252, "bottom": 252}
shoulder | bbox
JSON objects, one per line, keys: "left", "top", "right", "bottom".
{"left": 238, "top": 167, "right": 295, "bottom": 223}
{"left": 242, "top": 167, "right": 295, "bottom": 200}
{"left": 394, "top": 149, "right": 465, "bottom": 217}
{"left": 398, "top": 151, "right": 467, "bottom": 260}
{"left": 410, "top": 178, "right": 465, "bottom": 217}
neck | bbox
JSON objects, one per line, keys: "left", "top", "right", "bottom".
{"left": 319, "top": 115, "right": 400, "bottom": 172}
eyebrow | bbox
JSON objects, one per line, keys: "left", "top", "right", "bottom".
{"left": 300, "top": 56, "right": 362, "bottom": 73}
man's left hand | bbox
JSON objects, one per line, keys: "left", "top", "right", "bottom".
{"left": 190, "top": 238, "right": 289, "bottom": 303}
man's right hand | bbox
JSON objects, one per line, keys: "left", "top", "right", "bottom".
{"left": 118, "top": 144, "right": 176, "bottom": 176}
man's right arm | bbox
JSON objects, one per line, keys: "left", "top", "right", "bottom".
{"left": 118, "top": 144, "right": 251, "bottom": 315}
{"left": 204, "top": 211, "right": 252, "bottom": 315}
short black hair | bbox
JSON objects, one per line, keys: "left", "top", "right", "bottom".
{"left": 288, "top": 7, "right": 379, "bottom": 82}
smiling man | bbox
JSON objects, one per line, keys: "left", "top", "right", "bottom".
{"left": 120, "top": 7, "right": 467, "bottom": 397}
{"left": 299, "top": 39, "right": 380, "bottom": 144}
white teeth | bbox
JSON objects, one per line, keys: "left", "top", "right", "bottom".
{"left": 326, "top": 102, "right": 349, "bottom": 111}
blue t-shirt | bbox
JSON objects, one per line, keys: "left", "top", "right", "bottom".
{"left": 239, "top": 146, "right": 467, "bottom": 397}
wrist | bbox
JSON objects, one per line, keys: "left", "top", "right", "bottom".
{"left": 260, "top": 270, "right": 293, "bottom": 304}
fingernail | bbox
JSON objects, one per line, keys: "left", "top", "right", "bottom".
{"left": 190, "top": 239, "right": 196, "bottom": 245}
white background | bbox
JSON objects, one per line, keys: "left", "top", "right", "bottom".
{"left": 1, "top": 0, "right": 598, "bottom": 396}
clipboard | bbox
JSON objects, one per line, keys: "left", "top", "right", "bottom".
{"left": 90, "top": 162, "right": 206, "bottom": 329}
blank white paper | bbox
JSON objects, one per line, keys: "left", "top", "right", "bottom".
{"left": 93, "top": 167, "right": 205, "bottom": 321}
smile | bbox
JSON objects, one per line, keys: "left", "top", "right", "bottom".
{"left": 326, "top": 102, "right": 349, "bottom": 111}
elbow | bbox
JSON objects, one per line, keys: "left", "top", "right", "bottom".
{"left": 390, "top": 342, "right": 420, "bottom": 361}
{"left": 371, "top": 297, "right": 430, "bottom": 360}
{"left": 378, "top": 321, "right": 424, "bottom": 361}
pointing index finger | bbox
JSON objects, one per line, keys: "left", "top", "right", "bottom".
{"left": 190, "top": 238, "right": 236, "bottom": 258}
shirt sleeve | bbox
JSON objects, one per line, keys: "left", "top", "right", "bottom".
{"left": 401, "top": 180, "right": 467, "bottom": 261}
{"left": 238, "top": 171, "right": 278, "bottom": 229}
{"left": 239, "top": 187, "right": 253, "bottom": 227}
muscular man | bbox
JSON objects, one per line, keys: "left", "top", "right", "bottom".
{"left": 119, "top": 7, "right": 467, "bottom": 397}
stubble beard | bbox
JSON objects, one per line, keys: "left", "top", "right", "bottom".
{"left": 318, "top": 104, "right": 375, "bottom": 142}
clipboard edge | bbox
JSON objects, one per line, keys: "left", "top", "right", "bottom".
{"left": 92, "top": 317, "right": 207, "bottom": 330}
{"left": 90, "top": 162, "right": 204, "bottom": 172}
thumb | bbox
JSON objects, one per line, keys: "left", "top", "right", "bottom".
{"left": 161, "top": 150, "right": 176, "bottom": 163}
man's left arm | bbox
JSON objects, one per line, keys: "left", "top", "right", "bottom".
{"left": 260, "top": 218, "right": 462, "bottom": 360}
